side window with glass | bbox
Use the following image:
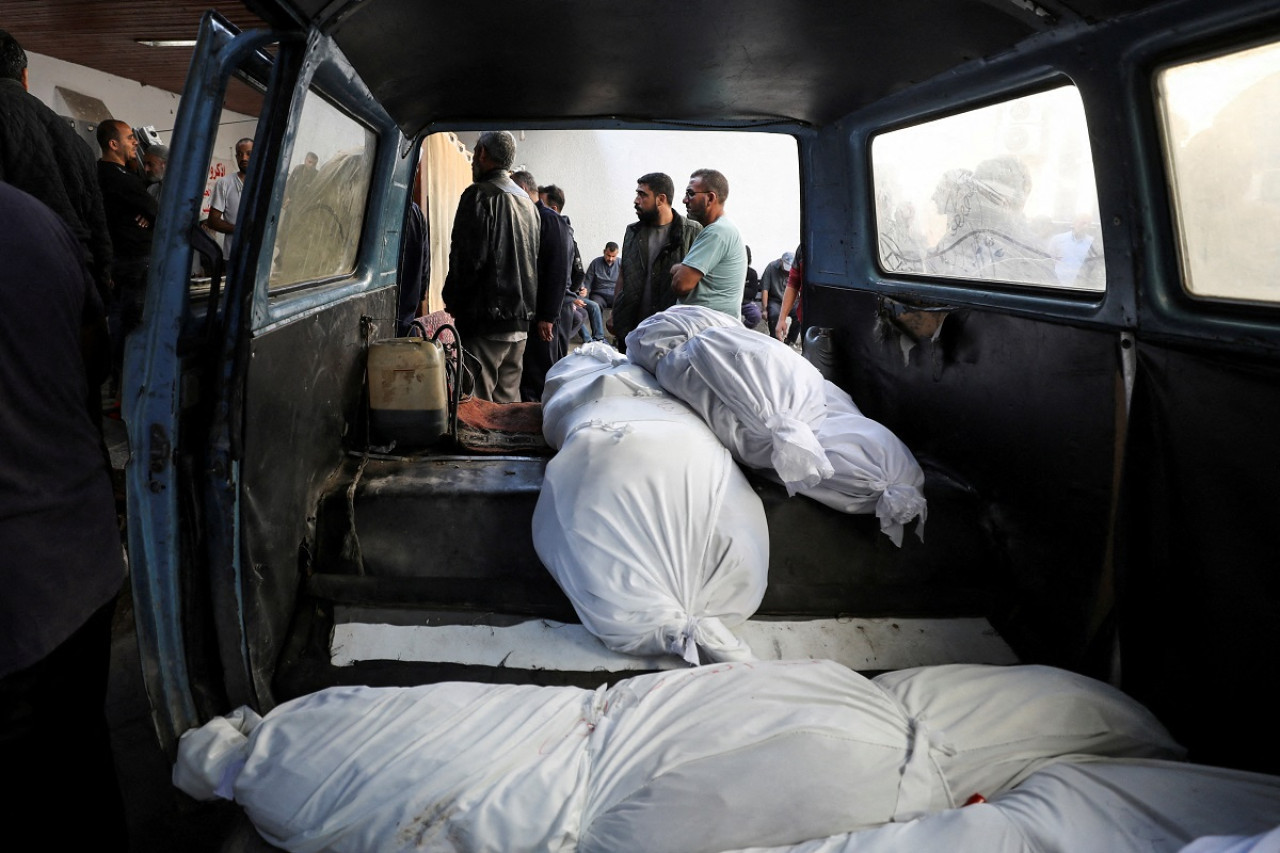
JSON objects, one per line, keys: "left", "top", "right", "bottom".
{"left": 871, "top": 87, "right": 1105, "bottom": 291}
{"left": 1158, "top": 40, "right": 1280, "bottom": 304}
{"left": 270, "top": 89, "right": 377, "bottom": 289}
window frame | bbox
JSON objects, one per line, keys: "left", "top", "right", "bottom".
{"left": 830, "top": 67, "right": 1129, "bottom": 333}
{"left": 1154, "top": 37, "right": 1280, "bottom": 309}
{"left": 868, "top": 84, "right": 1107, "bottom": 295}
{"left": 249, "top": 34, "right": 404, "bottom": 332}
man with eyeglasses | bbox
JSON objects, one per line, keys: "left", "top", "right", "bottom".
{"left": 669, "top": 168, "right": 747, "bottom": 318}
{"left": 609, "top": 172, "right": 702, "bottom": 352}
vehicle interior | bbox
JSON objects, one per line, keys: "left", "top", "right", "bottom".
{"left": 124, "top": 0, "right": 1280, "bottom": 844}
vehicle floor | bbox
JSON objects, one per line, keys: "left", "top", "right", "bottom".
{"left": 269, "top": 428, "right": 1005, "bottom": 704}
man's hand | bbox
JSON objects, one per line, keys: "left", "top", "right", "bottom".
{"left": 775, "top": 318, "right": 789, "bottom": 341}
{"left": 537, "top": 320, "right": 554, "bottom": 342}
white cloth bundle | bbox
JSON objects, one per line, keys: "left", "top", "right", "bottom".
{"left": 1181, "top": 827, "right": 1280, "bottom": 853}
{"left": 795, "top": 381, "right": 927, "bottom": 545}
{"left": 626, "top": 308, "right": 927, "bottom": 544}
{"left": 652, "top": 323, "right": 833, "bottom": 493}
{"left": 623, "top": 304, "right": 739, "bottom": 374}
{"left": 540, "top": 346, "right": 663, "bottom": 450}
{"left": 871, "top": 663, "right": 1186, "bottom": 804}
{"left": 535, "top": 357, "right": 768, "bottom": 664}
{"left": 173, "top": 661, "right": 1191, "bottom": 853}
{"left": 728, "top": 760, "right": 1280, "bottom": 853}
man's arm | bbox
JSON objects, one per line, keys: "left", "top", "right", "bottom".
{"left": 207, "top": 207, "right": 234, "bottom": 235}
{"left": 775, "top": 284, "right": 799, "bottom": 341}
{"left": 206, "top": 177, "right": 234, "bottom": 234}
{"left": 669, "top": 262, "right": 703, "bottom": 297}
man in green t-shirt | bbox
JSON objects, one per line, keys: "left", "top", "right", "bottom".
{"left": 670, "top": 168, "right": 747, "bottom": 317}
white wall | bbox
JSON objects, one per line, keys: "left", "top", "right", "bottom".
{"left": 458, "top": 129, "right": 802, "bottom": 271}
{"left": 26, "top": 51, "right": 257, "bottom": 211}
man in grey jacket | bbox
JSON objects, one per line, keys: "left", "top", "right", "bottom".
{"left": 442, "top": 131, "right": 540, "bottom": 402}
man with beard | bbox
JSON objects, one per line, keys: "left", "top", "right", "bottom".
{"left": 608, "top": 172, "right": 702, "bottom": 353}
{"left": 441, "top": 131, "right": 540, "bottom": 402}
{"left": 669, "top": 168, "right": 747, "bottom": 317}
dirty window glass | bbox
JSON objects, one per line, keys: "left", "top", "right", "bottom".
{"left": 871, "top": 86, "right": 1105, "bottom": 291}
{"left": 269, "top": 90, "right": 376, "bottom": 289}
{"left": 1158, "top": 40, "right": 1280, "bottom": 303}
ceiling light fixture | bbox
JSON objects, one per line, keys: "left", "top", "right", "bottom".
{"left": 134, "top": 38, "right": 198, "bottom": 47}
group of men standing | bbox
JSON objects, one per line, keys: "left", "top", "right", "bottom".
{"left": 442, "top": 130, "right": 751, "bottom": 403}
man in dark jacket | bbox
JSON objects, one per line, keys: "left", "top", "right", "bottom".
{"left": 0, "top": 181, "right": 129, "bottom": 849}
{"left": 97, "top": 119, "right": 158, "bottom": 383}
{"left": 511, "top": 172, "right": 575, "bottom": 402}
{"left": 609, "top": 172, "right": 702, "bottom": 353}
{"left": 0, "top": 28, "right": 112, "bottom": 298}
{"left": 396, "top": 169, "right": 430, "bottom": 336}
{"left": 442, "top": 131, "right": 540, "bottom": 402}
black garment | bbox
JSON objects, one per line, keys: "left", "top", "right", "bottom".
{"left": 441, "top": 168, "right": 540, "bottom": 338}
{"left": 396, "top": 201, "right": 430, "bottom": 336}
{"left": 98, "top": 160, "right": 157, "bottom": 380}
{"left": 0, "top": 181, "right": 125, "bottom": 678}
{"left": 558, "top": 239, "right": 585, "bottom": 350}
{"left": 0, "top": 182, "right": 126, "bottom": 844}
{"left": 0, "top": 599, "right": 127, "bottom": 850}
{"left": 521, "top": 202, "right": 577, "bottom": 402}
{"left": 742, "top": 265, "right": 762, "bottom": 306}
{"left": 532, "top": 201, "right": 574, "bottom": 325}
{"left": 612, "top": 210, "right": 703, "bottom": 353}
{"left": 0, "top": 78, "right": 113, "bottom": 296}
{"left": 97, "top": 159, "right": 157, "bottom": 263}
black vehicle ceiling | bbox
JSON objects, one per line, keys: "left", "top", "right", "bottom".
{"left": 248, "top": 0, "right": 1162, "bottom": 136}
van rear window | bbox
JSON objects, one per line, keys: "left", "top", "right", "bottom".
{"left": 871, "top": 86, "right": 1105, "bottom": 291}
{"left": 269, "top": 89, "right": 376, "bottom": 289}
{"left": 1157, "top": 39, "right": 1280, "bottom": 304}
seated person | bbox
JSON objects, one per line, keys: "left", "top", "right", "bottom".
{"left": 573, "top": 285, "right": 607, "bottom": 343}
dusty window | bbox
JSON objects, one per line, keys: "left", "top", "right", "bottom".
{"left": 871, "top": 87, "right": 1105, "bottom": 291}
{"left": 269, "top": 91, "right": 376, "bottom": 289}
{"left": 1158, "top": 40, "right": 1280, "bottom": 303}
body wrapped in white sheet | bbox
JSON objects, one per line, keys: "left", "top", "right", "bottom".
{"left": 1181, "top": 826, "right": 1280, "bottom": 853}
{"left": 872, "top": 663, "right": 1186, "bottom": 802}
{"left": 625, "top": 308, "right": 927, "bottom": 543}
{"left": 728, "top": 760, "right": 1280, "bottom": 853}
{"left": 623, "top": 304, "right": 739, "bottom": 375}
{"left": 795, "top": 381, "right": 927, "bottom": 545}
{"left": 535, "top": 353, "right": 768, "bottom": 663}
{"left": 174, "top": 661, "right": 1192, "bottom": 853}
{"left": 652, "top": 323, "right": 833, "bottom": 493}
